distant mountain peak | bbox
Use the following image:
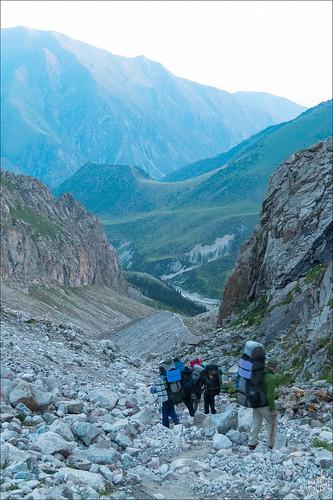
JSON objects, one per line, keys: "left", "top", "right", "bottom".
{"left": 1, "top": 26, "right": 307, "bottom": 187}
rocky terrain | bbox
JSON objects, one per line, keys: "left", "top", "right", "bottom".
{"left": 1, "top": 310, "right": 332, "bottom": 500}
{"left": 1, "top": 170, "right": 127, "bottom": 295}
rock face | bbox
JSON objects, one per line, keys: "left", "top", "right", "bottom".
{"left": 218, "top": 138, "right": 333, "bottom": 323}
{"left": 0, "top": 170, "right": 128, "bottom": 294}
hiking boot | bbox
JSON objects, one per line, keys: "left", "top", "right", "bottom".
{"left": 248, "top": 444, "right": 257, "bottom": 450}
{"left": 212, "top": 409, "right": 217, "bottom": 414}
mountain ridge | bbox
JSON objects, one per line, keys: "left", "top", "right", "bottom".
{"left": 1, "top": 26, "right": 307, "bottom": 186}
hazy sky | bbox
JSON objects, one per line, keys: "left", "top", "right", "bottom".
{"left": 1, "top": 1, "right": 332, "bottom": 108}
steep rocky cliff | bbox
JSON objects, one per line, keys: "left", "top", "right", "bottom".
{"left": 1, "top": 170, "right": 128, "bottom": 295}
{"left": 216, "top": 137, "right": 332, "bottom": 380}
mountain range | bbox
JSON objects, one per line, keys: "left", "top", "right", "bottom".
{"left": 1, "top": 26, "right": 306, "bottom": 186}
{"left": 55, "top": 100, "right": 333, "bottom": 300}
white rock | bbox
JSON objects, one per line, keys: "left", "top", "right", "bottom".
{"left": 55, "top": 467, "right": 105, "bottom": 491}
{"left": 212, "top": 433, "right": 232, "bottom": 450}
{"left": 170, "top": 458, "right": 209, "bottom": 473}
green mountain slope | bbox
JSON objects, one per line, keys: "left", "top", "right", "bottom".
{"left": 163, "top": 100, "right": 332, "bottom": 183}
{"left": 55, "top": 100, "right": 333, "bottom": 300}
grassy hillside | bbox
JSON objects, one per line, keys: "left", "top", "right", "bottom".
{"left": 164, "top": 100, "right": 332, "bottom": 183}
{"left": 55, "top": 100, "right": 332, "bottom": 300}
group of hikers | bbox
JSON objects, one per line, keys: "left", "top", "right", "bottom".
{"left": 151, "top": 358, "right": 222, "bottom": 427}
{"left": 151, "top": 341, "right": 278, "bottom": 450}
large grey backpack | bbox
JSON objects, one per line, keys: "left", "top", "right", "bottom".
{"left": 236, "top": 341, "right": 268, "bottom": 408}
{"left": 159, "top": 360, "right": 185, "bottom": 405}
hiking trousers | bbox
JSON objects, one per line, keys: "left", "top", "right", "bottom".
{"left": 248, "top": 405, "right": 277, "bottom": 448}
{"left": 162, "top": 401, "right": 179, "bottom": 428}
{"left": 204, "top": 392, "right": 216, "bottom": 414}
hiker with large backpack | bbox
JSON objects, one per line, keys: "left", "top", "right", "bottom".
{"left": 236, "top": 341, "right": 278, "bottom": 450}
{"left": 150, "top": 358, "right": 184, "bottom": 428}
{"left": 203, "top": 364, "right": 221, "bottom": 414}
{"left": 182, "top": 360, "right": 205, "bottom": 416}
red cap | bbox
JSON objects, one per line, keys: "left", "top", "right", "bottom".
{"left": 190, "top": 358, "right": 201, "bottom": 368}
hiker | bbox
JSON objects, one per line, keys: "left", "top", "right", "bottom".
{"left": 203, "top": 364, "right": 221, "bottom": 414}
{"left": 247, "top": 358, "right": 278, "bottom": 450}
{"left": 150, "top": 385, "right": 180, "bottom": 428}
{"left": 203, "top": 373, "right": 217, "bottom": 414}
{"left": 182, "top": 365, "right": 196, "bottom": 417}
{"left": 192, "top": 363, "right": 205, "bottom": 413}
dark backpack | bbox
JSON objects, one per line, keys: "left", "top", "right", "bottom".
{"left": 204, "top": 364, "right": 221, "bottom": 396}
{"left": 159, "top": 360, "right": 185, "bottom": 405}
{"left": 236, "top": 341, "right": 268, "bottom": 408}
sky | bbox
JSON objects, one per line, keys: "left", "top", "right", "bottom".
{"left": 1, "top": 0, "right": 332, "bottom": 108}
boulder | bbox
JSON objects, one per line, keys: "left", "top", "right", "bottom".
{"left": 57, "top": 399, "right": 84, "bottom": 414}
{"left": 49, "top": 419, "right": 75, "bottom": 442}
{"left": 314, "top": 449, "right": 333, "bottom": 469}
{"left": 8, "top": 379, "right": 36, "bottom": 410}
{"left": 55, "top": 467, "right": 105, "bottom": 491}
{"left": 72, "top": 421, "right": 102, "bottom": 446}
{"left": 226, "top": 429, "right": 247, "bottom": 444}
{"left": 32, "top": 386, "right": 54, "bottom": 411}
{"left": 81, "top": 448, "right": 120, "bottom": 465}
{"left": 212, "top": 408, "right": 238, "bottom": 434}
{"left": 212, "top": 433, "right": 232, "bottom": 450}
{"left": 115, "top": 432, "right": 132, "bottom": 449}
{"left": 31, "top": 431, "right": 76, "bottom": 457}
{"left": 88, "top": 388, "right": 118, "bottom": 410}
{"left": 130, "top": 405, "right": 155, "bottom": 425}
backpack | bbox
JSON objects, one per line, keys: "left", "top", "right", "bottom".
{"left": 204, "top": 364, "right": 221, "bottom": 396}
{"left": 153, "top": 377, "right": 169, "bottom": 403}
{"left": 236, "top": 341, "right": 268, "bottom": 408}
{"left": 159, "top": 360, "right": 185, "bottom": 405}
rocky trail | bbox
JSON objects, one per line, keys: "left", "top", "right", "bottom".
{"left": 1, "top": 310, "right": 332, "bottom": 500}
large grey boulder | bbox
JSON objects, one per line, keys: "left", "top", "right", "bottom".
{"left": 212, "top": 408, "right": 238, "bottom": 434}
{"left": 49, "top": 419, "right": 75, "bottom": 442}
{"left": 130, "top": 406, "right": 155, "bottom": 425}
{"left": 72, "top": 421, "right": 102, "bottom": 446}
{"left": 115, "top": 432, "right": 132, "bottom": 449}
{"left": 32, "top": 386, "right": 54, "bottom": 411}
{"left": 81, "top": 448, "right": 120, "bottom": 465}
{"left": 314, "top": 449, "right": 333, "bottom": 469}
{"left": 88, "top": 388, "right": 118, "bottom": 410}
{"left": 57, "top": 399, "right": 84, "bottom": 414}
{"left": 31, "top": 431, "right": 76, "bottom": 457}
{"left": 55, "top": 467, "right": 105, "bottom": 491}
{"left": 1, "top": 442, "right": 31, "bottom": 465}
{"left": 8, "top": 379, "right": 36, "bottom": 410}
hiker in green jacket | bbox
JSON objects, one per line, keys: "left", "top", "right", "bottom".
{"left": 248, "top": 359, "right": 278, "bottom": 450}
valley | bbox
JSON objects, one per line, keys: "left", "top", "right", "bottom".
{"left": 0, "top": 23, "right": 332, "bottom": 500}
{"left": 55, "top": 100, "right": 333, "bottom": 300}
